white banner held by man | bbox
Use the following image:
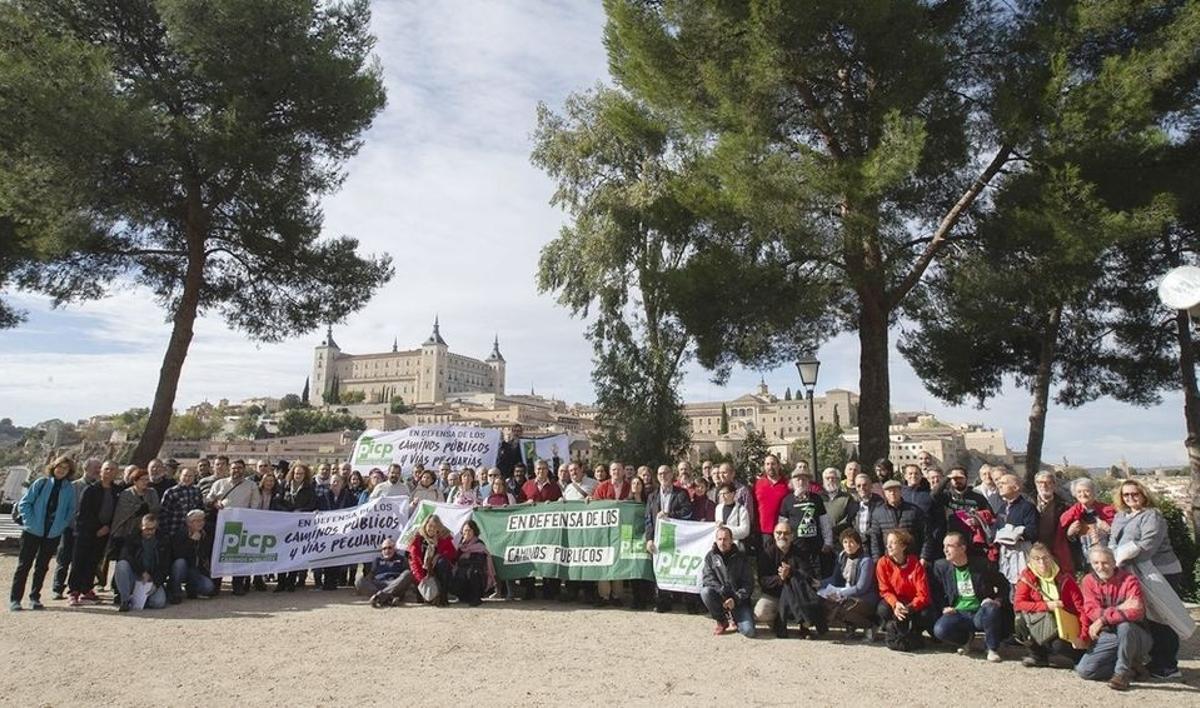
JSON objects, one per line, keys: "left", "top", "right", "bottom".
{"left": 652, "top": 517, "right": 716, "bottom": 594}
{"left": 210, "top": 497, "right": 410, "bottom": 576}
{"left": 349, "top": 426, "right": 502, "bottom": 477}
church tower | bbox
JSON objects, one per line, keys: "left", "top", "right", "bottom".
{"left": 419, "top": 316, "right": 449, "bottom": 403}
{"left": 485, "top": 334, "right": 506, "bottom": 395}
{"left": 312, "top": 325, "right": 340, "bottom": 404}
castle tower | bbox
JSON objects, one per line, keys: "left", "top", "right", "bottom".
{"left": 485, "top": 333, "right": 506, "bottom": 396}
{"left": 419, "top": 316, "right": 449, "bottom": 403}
{"left": 312, "top": 325, "right": 340, "bottom": 405}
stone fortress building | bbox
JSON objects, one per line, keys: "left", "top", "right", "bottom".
{"left": 312, "top": 318, "right": 506, "bottom": 405}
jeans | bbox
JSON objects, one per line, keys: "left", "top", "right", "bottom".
{"left": 113, "top": 560, "right": 167, "bottom": 610}
{"left": 10, "top": 532, "right": 60, "bottom": 603}
{"left": 1076, "top": 622, "right": 1152, "bottom": 681}
{"left": 933, "top": 603, "right": 1004, "bottom": 650}
{"left": 52, "top": 527, "right": 76, "bottom": 594}
{"left": 700, "top": 587, "right": 757, "bottom": 637}
{"left": 169, "top": 559, "right": 215, "bottom": 598}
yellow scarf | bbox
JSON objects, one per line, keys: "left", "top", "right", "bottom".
{"left": 1031, "top": 558, "right": 1061, "bottom": 602}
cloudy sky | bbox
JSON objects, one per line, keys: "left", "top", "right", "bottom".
{"left": 0, "top": 2, "right": 1190, "bottom": 468}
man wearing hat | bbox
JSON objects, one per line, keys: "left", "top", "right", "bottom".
{"left": 868, "top": 478, "right": 928, "bottom": 563}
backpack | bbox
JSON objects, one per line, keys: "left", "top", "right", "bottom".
{"left": 885, "top": 617, "right": 924, "bottom": 652}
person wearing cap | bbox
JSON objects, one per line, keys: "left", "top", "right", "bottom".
{"left": 10, "top": 456, "right": 79, "bottom": 611}
{"left": 869, "top": 479, "right": 927, "bottom": 563}
{"left": 779, "top": 469, "right": 832, "bottom": 573}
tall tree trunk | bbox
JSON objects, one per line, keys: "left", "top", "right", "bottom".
{"left": 857, "top": 281, "right": 891, "bottom": 468}
{"left": 1023, "top": 304, "right": 1063, "bottom": 492}
{"left": 1174, "top": 309, "right": 1200, "bottom": 536}
{"left": 131, "top": 187, "right": 207, "bottom": 466}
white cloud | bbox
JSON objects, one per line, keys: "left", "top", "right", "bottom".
{"left": 0, "top": 4, "right": 1191, "bottom": 469}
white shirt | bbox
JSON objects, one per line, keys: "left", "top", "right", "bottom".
{"left": 561, "top": 477, "right": 598, "bottom": 501}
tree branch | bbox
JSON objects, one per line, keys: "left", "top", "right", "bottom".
{"left": 888, "top": 145, "right": 1013, "bottom": 309}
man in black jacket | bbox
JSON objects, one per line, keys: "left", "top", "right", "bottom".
{"left": 645, "top": 465, "right": 693, "bottom": 613}
{"left": 700, "top": 526, "right": 756, "bottom": 637}
{"left": 928, "top": 466, "right": 993, "bottom": 559}
{"left": 495, "top": 424, "right": 523, "bottom": 479}
{"left": 869, "top": 480, "right": 927, "bottom": 563}
{"left": 756, "top": 521, "right": 825, "bottom": 638}
{"left": 170, "top": 510, "right": 215, "bottom": 602}
{"left": 930, "top": 532, "right": 1011, "bottom": 661}
{"left": 114, "top": 514, "right": 170, "bottom": 612}
{"left": 67, "top": 461, "right": 120, "bottom": 605}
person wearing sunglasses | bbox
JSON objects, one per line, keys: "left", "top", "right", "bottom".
{"left": 1108, "top": 479, "right": 1191, "bottom": 680}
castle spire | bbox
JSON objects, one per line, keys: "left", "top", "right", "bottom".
{"left": 486, "top": 333, "right": 505, "bottom": 362}
{"left": 423, "top": 315, "right": 447, "bottom": 346}
{"left": 392, "top": 336, "right": 398, "bottom": 353}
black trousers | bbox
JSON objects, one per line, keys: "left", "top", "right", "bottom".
{"left": 10, "top": 532, "right": 60, "bottom": 603}
{"left": 68, "top": 530, "right": 104, "bottom": 594}
{"left": 51, "top": 527, "right": 76, "bottom": 594}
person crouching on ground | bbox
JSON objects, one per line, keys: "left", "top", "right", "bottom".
{"left": 819, "top": 528, "right": 879, "bottom": 639}
{"left": 409, "top": 515, "right": 457, "bottom": 606}
{"left": 115, "top": 513, "right": 169, "bottom": 612}
{"left": 361, "top": 539, "right": 409, "bottom": 608}
{"left": 755, "top": 521, "right": 825, "bottom": 638}
{"left": 169, "top": 509, "right": 216, "bottom": 601}
{"left": 1014, "top": 542, "right": 1087, "bottom": 668}
{"left": 453, "top": 520, "right": 494, "bottom": 606}
{"left": 875, "top": 528, "right": 935, "bottom": 650}
{"left": 931, "top": 531, "right": 1010, "bottom": 662}
{"left": 700, "top": 526, "right": 756, "bottom": 637}
{"left": 1076, "top": 545, "right": 1151, "bottom": 691}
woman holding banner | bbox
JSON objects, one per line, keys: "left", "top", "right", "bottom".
{"left": 253, "top": 473, "right": 283, "bottom": 592}
{"left": 628, "top": 476, "right": 654, "bottom": 610}
{"left": 408, "top": 515, "right": 458, "bottom": 606}
{"left": 278, "top": 465, "right": 318, "bottom": 592}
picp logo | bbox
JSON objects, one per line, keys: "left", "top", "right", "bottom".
{"left": 219, "top": 521, "right": 279, "bottom": 563}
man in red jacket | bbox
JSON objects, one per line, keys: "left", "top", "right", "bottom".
{"left": 1076, "top": 546, "right": 1152, "bottom": 691}
{"left": 519, "top": 460, "right": 562, "bottom": 600}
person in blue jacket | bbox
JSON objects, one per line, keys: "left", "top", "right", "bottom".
{"left": 10, "top": 456, "right": 78, "bottom": 611}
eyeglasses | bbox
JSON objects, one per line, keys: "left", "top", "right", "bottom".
{"left": 1121, "top": 492, "right": 1142, "bottom": 499}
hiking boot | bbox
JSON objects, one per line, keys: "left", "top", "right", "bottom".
{"left": 1021, "top": 655, "right": 1049, "bottom": 668}
{"left": 1108, "top": 672, "right": 1131, "bottom": 691}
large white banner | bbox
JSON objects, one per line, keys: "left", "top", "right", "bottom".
{"left": 349, "top": 426, "right": 502, "bottom": 477}
{"left": 396, "top": 500, "right": 476, "bottom": 549}
{"left": 652, "top": 518, "right": 716, "bottom": 594}
{"left": 210, "top": 497, "right": 410, "bottom": 576}
{"left": 519, "top": 434, "right": 570, "bottom": 468}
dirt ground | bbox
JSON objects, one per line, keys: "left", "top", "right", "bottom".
{"left": 1, "top": 551, "right": 1198, "bottom": 707}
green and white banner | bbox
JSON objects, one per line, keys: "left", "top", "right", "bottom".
{"left": 653, "top": 518, "right": 716, "bottom": 594}
{"left": 397, "top": 500, "right": 475, "bottom": 548}
{"left": 210, "top": 497, "right": 409, "bottom": 576}
{"left": 349, "top": 426, "right": 502, "bottom": 478}
{"left": 519, "top": 434, "right": 570, "bottom": 467}
{"left": 473, "top": 501, "right": 653, "bottom": 581}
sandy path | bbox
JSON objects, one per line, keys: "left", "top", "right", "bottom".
{"left": 1, "top": 552, "right": 1197, "bottom": 707}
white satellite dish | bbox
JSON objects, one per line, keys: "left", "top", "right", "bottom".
{"left": 1158, "top": 265, "right": 1200, "bottom": 311}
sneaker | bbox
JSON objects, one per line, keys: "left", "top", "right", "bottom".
{"left": 51, "top": 591, "right": 65, "bottom": 601}
{"left": 81, "top": 591, "right": 99, "bottom": 603}
{"left": 1021, "top": 656, "right": 1048, "bottom": 668}
{"left": 956, "top": 646, "right": 970, "bottom": 656}
{"left": 1108, "top": 672, "right": 1131, "bottom": 691}
{"left": 29, "top": 600, "right": 45, "bottom": 611}
{"left": 1150, "top": 668, "right": 1182, "bottom": 680}
{"left": 713, "top": 621, "right": 728, "bottom": 635}
{"left": 864, "top": 627, "right": 877, "bottom": 642}
{"left": 987, "top": 650, "right": 1002, "bottom": 663}
{"left": 8, "top": 601, "right": 21, "bottom": 612}
{"left": 67, "top": 594, "right": 82, "bottom": 607}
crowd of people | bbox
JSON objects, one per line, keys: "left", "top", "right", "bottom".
{"left": 7, "top": 431, "right": 1194, "bottom": 692}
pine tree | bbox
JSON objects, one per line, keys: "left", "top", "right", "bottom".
{"left": 301, "top": 377, "right": 310, "bottom": 406}
{"left": 719, "top": 403, "right": 729, "bottom": 435}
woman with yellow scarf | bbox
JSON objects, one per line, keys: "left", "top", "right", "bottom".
{"left": 1013, "top": 542, "right": 1088, "bottom": 668}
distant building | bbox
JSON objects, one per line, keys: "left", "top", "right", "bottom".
{"left": 842, "top": 412, "right": 1014, "bottom": 472}
{"left": 312, "top": 318, "right": 505, "bottom": 406}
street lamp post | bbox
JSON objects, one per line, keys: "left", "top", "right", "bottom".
{"left": 796, "top": 356, "right": 821, "bottom": 475}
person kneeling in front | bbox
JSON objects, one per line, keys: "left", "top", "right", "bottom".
{"left": 114, "top": 514, "right": 170, "bottom": 612}
{"left": 169, "top": 510, "right": 215, "bottom": 601}
{"left": 700, "top": 526, "right": 756, "bottom": 637}
{"left": 1076, "top": 545, "right": 1151, "bottom": 691}
{"left": 931, "top": 532, "right": 1010, "bottom": 662}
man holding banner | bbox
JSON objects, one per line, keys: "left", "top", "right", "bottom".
{"left": 700, "top": 526, "right": 756, "bottom": 637}
{"left": 645, "top": 465, "right": 693, "bottom": 613}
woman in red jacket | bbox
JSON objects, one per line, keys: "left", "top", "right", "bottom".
{"left": 408, "top": 515, "right": 458, "bottom": 606}
{"left": 1014, "top": 542, "right": 1088, "bottom": 668}
{"left": 875, "top": 528, "right": 935, "bottom": 649}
